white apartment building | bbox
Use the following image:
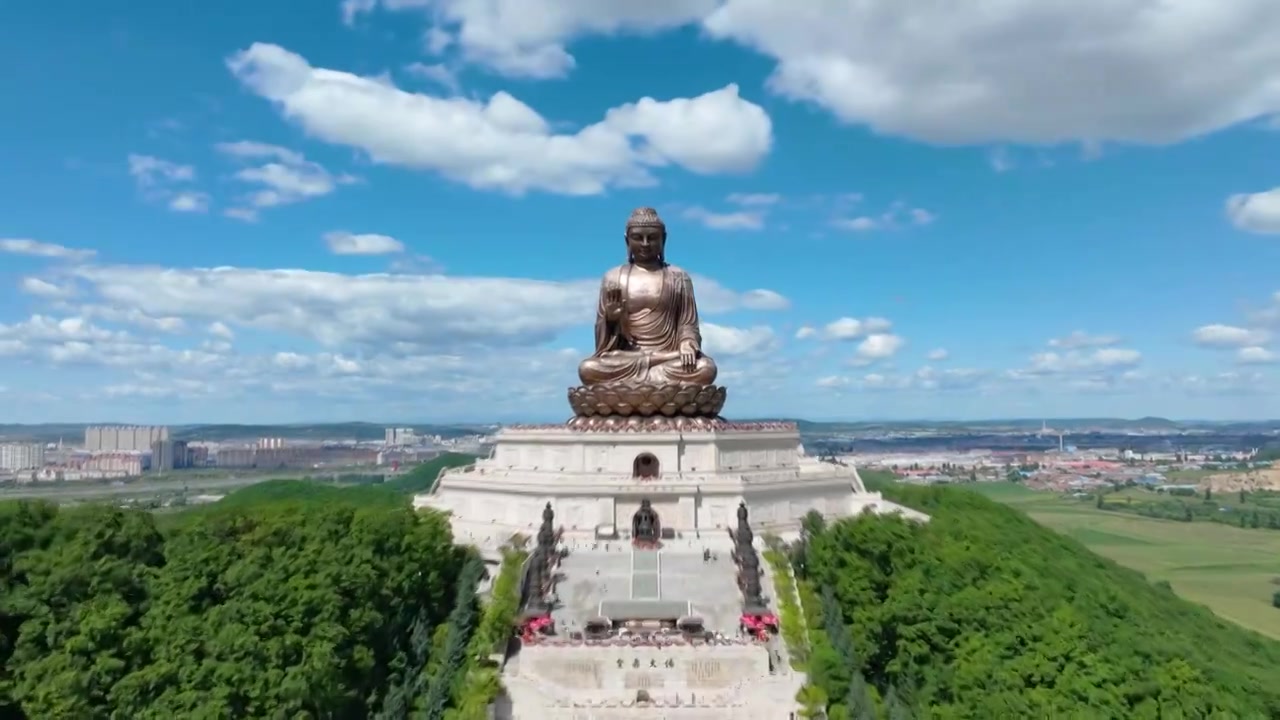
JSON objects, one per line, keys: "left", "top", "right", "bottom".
{"left": 84, "top": 425, "right": 169, "bottom": 452}
{"left": 0, "top": 443, "right": 46, "bottom": 472}
{"left": 385, "top": 427, "right": 417, "bottom": 446}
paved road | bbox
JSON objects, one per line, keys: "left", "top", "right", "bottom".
{"left": 0, "top": 474, "right": 286, "bottom": 502}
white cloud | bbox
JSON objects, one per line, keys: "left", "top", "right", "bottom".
{"left": 833, "top": 216, "right": 879, "bottom": 232}
{"left": 226, "top": 43, "right": 772, "bottom": 196}
{"left": 988, "top": 147, "right": 1015, "bottom": 173}
{"left": 345, "top": 0, "right": 718, "bottom": 79}
{"left": 726, "top": 192, "right": 780, "bottom": 207}
{"left": 168, "top": 191, "right": 210, "bottom": 213}
{"left": 127, "top": 154, "right": 195, "bottom": 186}
{"left": 1237, "top": 346, "right": 1277, "bottom": 365}
{"left": 682, "top": 206, "right": 764, "bottom": 230}
{"left": 1049, "top": 331, "right": 1120, "bottom": 349}
{"left": 854, "top": 333, "right": 904, "bottom": 362}
{"left": 19, "top": 277, "right": 73, "bottom": 299}
{"left": 324, "top": 231, "right": 407, "bottom": 255}
{"left": 347, "top": 2, "right": 1280, "bottom": 145}
{"left": 127, "top": 155, "right": 209, "bottom": 213}
{"left": 1226, "top": 187, "right": 1280, "bottom": 234}
{"left": 74, "top": 306, "right": 187, "bottom": 334}
{"left": 691, "top": 281, "right": 789, "bottom": 313}
{"left": 1192, "top": 323, "right": 1271, "bottom": 348}
{"left": 821, "top": 316, "right": 893, "bottom": 341}
{"left": 833, "top": 201, "right": 935, "bottom": 232}
{"left": 223, "top": 208, "right": 260, "bottom": 223}
{"left": 818, "top": 365, "right": 986, "bottom": 393}
{"left": 926, "top": 348, "right": 948, "bottom": 361}
{"left": 701, "top": 323, "right": 777, "bottom": 357}
{"left": 216, "top": 140, "right": 355, "bottom": 216}
{"left": 208, "top": 322, "right": 235, "bottom": 339}
{"left": 795, "top": 326, "right": 817, "bottom": 340}
{"left": 1020, "top": 347, "right": 1143, "bottom": 376}
{"left": 0, "top": 238, "right": 95, "bottom": 261}
{"left": 704, "top": 1, "right": 1280, "bottom": 145}
{"left": 42, "top": 263, "right": 783, "bottom": 355}
{"left": 404, "top": 61, "right": 459, "bottom": 93}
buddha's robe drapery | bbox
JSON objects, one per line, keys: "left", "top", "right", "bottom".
{"left": 577, "top": 263, "right": 718, "bottom": 386}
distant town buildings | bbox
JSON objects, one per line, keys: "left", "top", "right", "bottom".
{"left": 0, "top": 443, "right": 45, "bottom": 472}
{"left": 257, "top": 437, "right": 285, "bottom": 450}
{"left": 151, "top": 440, "right": 191, "bottom": 472}
{"left": 85, "top": 425, "right": 169, "bottom": 452}
{"left": 385, "top": 427, "right": 418, "bottom": 446}
{"left": 84, "top": 452, "right": 144, "bottom": 476}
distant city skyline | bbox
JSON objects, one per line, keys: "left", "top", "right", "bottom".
{"left": 2, "top": 2, "right": 1279, "bottom": 422}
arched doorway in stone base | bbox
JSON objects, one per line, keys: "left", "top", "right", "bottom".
{"left": 632, "top": 452, "right": 660, "bottom": 479}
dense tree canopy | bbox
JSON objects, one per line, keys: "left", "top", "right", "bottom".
{"left": 795, "top": 484, "right": 1280, "bottom": 719}
{"left": 0, "top": 486, "right": 472, "bottom": 719}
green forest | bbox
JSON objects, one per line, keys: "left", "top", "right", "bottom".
{"left": 7, "top": 453, "right": 1280, "bottom": 718}
{"left": 782, "top": 483, "right": 1280, "bottom": 719}
{"left": 0, "top": 453, "right": 518, "bottom": 719}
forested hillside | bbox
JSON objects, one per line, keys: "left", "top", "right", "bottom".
{"left": 789, "top": 484, "right": 1280, "bottom": 719}
{"left": 0, "top": 490, "right": 478, "bottom": 718}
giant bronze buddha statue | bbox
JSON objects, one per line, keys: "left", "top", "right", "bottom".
{"left": 567, "top": 207, "right": 727, "bottom": 429}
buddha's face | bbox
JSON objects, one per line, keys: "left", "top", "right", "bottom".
{"left": 626, "top": 225, "right": 665, "bottom": 264}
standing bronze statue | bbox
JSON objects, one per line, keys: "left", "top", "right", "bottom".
{"left": 568, "top": 207, "right": 727, "bottom": 430}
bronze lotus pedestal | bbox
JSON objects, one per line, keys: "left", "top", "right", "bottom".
{"left": 566, "top": 382, "right": 727, "bottom": 430}
{"left": 567, "top": 206, "right": 728, "bottom": 431}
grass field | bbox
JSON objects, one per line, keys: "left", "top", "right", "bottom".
{"left": 968, "top": 482, "right": 1280, "bottom": 640}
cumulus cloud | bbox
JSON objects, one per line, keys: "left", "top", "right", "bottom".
{"left": 701, "top": 323, "right": 777, "bottom": 356}
{"left": 343, "top": 0, "right": 718, "bottom": 79}
{"left": 5, "top": 254, "right": 795, "bottom": 413}
{"left": 1, "top": 239, "right": 95, "bottom": 261}
{"left": 324, "top": 231, "right": 406, "bottom": 255}
{"left": 682, "top": 206, "right": 765, "bottom": 231}
{"left": 216, "top": 140, "right": 356, "bottom": 219}
{"left": 1192, "top": 323, "right": 1271, "bottom": 348}
{"left": 127, "top": 154, "right": 195, "bottom": 187}
{"left": 168, "top": 191, "right": 210, "bottom": 213}
{"left": 854, "top": 333, "right": 905, "bottom": 363}
{"left": 1237, "top": 346, "right": 1277, "bottom": 365}
{"left": 1226, "top": 187, "right": 1280, "bottom": 234}
{"left": 820, "top": 316, "right": 893, "bottom": 341}
{"left": 926, "top": 348, "right": 949, "bottom": 361}
{"left": 127, "top": 155, "right": 207, "bottom": 213}
{"left": 1018, "top": 347, "right": 1142, "bottom": 376}
{"left": 817, "top": 365, "right": 986, "bottom": 393}
{"left": 345, "top": 1, "right": 1280, "bottom": 145}
{"left": 403, "top": 61, "right": 460, "bottom": 93}
{"left": 1049, "top": 331, "right": 1120, "bottom": 349}
{"left": 19, "top": 277, "right": 73, "bottom": 299}
{"left": 726, "top": 192, "right": 780, "bottom": 207}
{"left": 38, "top": 262, "right": 785, "bottom": 357}
{"left": 832, "top": 201, "right": 935, "bottom": 232}
{"left": 226, "top": 43, "right": 772, "bottom": 196}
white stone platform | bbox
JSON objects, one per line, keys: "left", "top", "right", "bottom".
{"left": 502, "top": 542, "right": 803, "bottom": 719}
{"left": 413, "top": 422, "right": 925, "bottom": 550}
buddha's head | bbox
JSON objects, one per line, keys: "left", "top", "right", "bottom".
{"left": 625, "top": 207, "right": 666, "bottom": 265}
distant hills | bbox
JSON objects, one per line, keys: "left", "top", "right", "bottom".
{"left": 0, "top": 422, "right": 496, "bottom": 443}
{"left": 2, "top": 417, "right": 1278, "bottom": 444}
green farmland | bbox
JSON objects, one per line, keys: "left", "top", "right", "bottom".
{"left": 967, "top": 481, "right": 1280, "bottom": 640}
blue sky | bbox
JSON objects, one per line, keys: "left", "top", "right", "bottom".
{"left": 3, "top": 0, "right": 1280, "bottom": 424}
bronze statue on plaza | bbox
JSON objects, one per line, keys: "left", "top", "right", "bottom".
{"left": 568, "top": 207, "right": 727, "bottom": 429}
{"left": 632, "top": 499, "right": 660, "bottom": 544}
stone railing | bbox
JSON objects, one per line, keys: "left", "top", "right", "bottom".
{"left": 521, "top": 635, "right": 755, "bottom": 648}
{"left": 502, "top": 421, "right": 799, "bottom": 434}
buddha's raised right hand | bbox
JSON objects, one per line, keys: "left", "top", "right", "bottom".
{"left": 604, "top": 288, "right": 624, "bottom": 321}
